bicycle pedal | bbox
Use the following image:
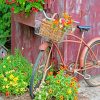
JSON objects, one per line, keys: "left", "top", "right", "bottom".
{"left": 83, "top": 74, "right": 91, "bottom": 80}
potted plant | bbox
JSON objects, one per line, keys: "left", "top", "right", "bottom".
{"left": 6, "top": 0, "right": 45, "bottom": 27}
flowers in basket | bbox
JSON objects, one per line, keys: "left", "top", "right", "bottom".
{"left": 53, "top": 13, "right": 73, "bottom": 32}
{"left": 34, "top": 68, "right": 80, "bottom": 100}
{"left": 39, "top": 13, "right": 74, "bottom": 42}
{"left": 6, "top": 0, "right": 45, "bottom": 15}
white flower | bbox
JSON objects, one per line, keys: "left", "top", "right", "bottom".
{"left": 46, "top": 92, "right": 48, "bottom": 96}
{"left": 38, "top": 95, "right": 41, "bottom": 100}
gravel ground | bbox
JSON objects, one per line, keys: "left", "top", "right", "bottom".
{"left": 0, "top": 76, "right": 100, "bottom": 100}
{"left": 78, "top": 76, "right": 100, "bottom": 100}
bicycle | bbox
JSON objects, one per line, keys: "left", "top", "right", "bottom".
{"left": 29, "top": 11, "right": 100, "bottom": 99}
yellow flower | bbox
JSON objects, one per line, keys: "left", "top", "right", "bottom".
{"left": 74, "top": 96, "right": 78, "bottom": 100}
{"left": 7, "top": 56, "right": 10, "bottom": 60}
{"left": 20, "top": 88, "right": 25, "bottom": 92}
{"left": 48, "top": 89, "right": 53, "bottom": 94}
{"left": 9, "top": 74, "right": 14, "bottom": 79}
{"left": 9, "top": 60, "right": 11, "bottom": 63}
{"left": 0, "top": 74, "right": 4, "bottom": 78}
{"left": 4, "top": 78, "right": 7, "bottom": 81}
{"left": 15, "top": 89, "right": 19, "bottom": 92}
{"left": 23, "top": 82, "right": 27, "bottom": 85}
{"left": 5, "top": 71, "right": 9, "bottom": 74}
{"left": 56, "top": 80, "right": 60, "bottom": 84}
{"left": 13, "top": 77, "right": 18, "bottom": 82}
{"left": 60, "top": 95, "right": 64, "bottom": 100}
{"left": 5, "top": 85, "right": 9, "bottom": 89}
{"left": 67, "top": 88, "right": 72, "bottom": 94}
{"left": 10, "top": 81, "right": 13, "bottom": 85}
{"left": 12, "top": 83, "right": 18, "bottom": 86}
{"left": 3, "top": 65, "right": 6, "bottom": 68}
{"left": 2, "top": 86, "right": 5, "bottom": 89}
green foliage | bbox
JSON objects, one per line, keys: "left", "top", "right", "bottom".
{"left": 34, "top": 70, "right": 80, "bottom": 100}
{"left": 6, "top": 0, "right": 45, "bottom": 15}
{"left": 0, "top": 1, "right": 11, "bottom": 45}
{"left": 0, "top": 49, "right": 32, "bottom": 95}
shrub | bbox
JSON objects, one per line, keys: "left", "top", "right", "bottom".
{"left": 0, "top": 49, "right": 32, "bottom": 95}
{"left": 0, "top": 1, "right": 11, "bottom": 45}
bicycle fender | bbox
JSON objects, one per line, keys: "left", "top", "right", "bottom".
{"left": 39, "top": 42, "right": 49, "bottom": 51}
{"left": 80, "top": 37, "right": 100, "bottom": 68}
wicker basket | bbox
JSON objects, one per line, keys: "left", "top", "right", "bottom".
{"left": 39, "top": 20, "right": 64, "bottom": 42}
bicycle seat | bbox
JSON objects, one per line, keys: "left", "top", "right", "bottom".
{"left": 77, "top": 25, "right": 91, "bottom": 31}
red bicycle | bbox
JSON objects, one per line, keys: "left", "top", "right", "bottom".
{"left": 29, "top": 11, "right": 100, "bottom": 99}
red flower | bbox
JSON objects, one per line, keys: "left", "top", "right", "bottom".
{"left": 32, "top": 7, "right": 39, "bottom": 12}
{"left": 11, "top": 7, "right": 15, "bottom": 12}
{"left": 50, "top": 57, "right": 58, "bottom": 65}
{"left": 6, "top": 0, "right": 16, "bottom": 4}
{"left": 29, "top": 0, "right": 34, "bottom": 2}
{"left": 5, "top": 91, "right": 10, "bottom": 97}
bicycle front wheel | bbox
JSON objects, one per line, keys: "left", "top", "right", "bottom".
{"left": 29, "top": 50, "right": 50, "bottom": 99}
{"left": 80, "top": 38, "right": 100, "bottom": 86}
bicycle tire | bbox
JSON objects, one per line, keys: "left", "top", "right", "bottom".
{"left": 80, "top": 38, "right": 100, "bottom": 86}
{"left": 29, "top": 50, "right": 50, "bottom": 99}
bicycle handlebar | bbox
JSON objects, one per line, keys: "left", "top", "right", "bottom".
{"left": 42, "top": 10, "right": 80, "bottom": 24}
{"left": 43, "top": 11, "right": 53, "bottom": 20}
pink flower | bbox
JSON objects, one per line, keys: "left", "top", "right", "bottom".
{"left": 59, "top": 18, "right": 66, "bottom": 24}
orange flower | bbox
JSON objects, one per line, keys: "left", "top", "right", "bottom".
{"left": 74, "top": 96, "right": 78, "bottom": 100}
{"left": 63, "top": 13, "right": 69, "bottom": 19}
{"left": 70, "top": 82, "right": 75, "bottom": 87}
{"left": 65, "top": 74, "right": 69, "bottom": 77}
{"left": 78, "top": 83, "right": 80, "bottom": 88}
{"left": 53, "top": 19, "right": 59, "bottom": 25}
{"left": 48, "top": 71, "right": 53, "bottom": 76}
{"left": 72, "top": 77, "right": 78, "bottom": 82}
{"left": 60, "top": 65, "right": 67, "bottom": 70}
{"left": 67, "top": 19, "right": 73, "bottom": 25}
{"left": 66, "top": 82, "right": 69, "bottom": 86}
{"left": 73, "top": 87, "right": 77, "bottom": 91}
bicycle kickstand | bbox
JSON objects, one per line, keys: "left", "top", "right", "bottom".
{"left": 74, "top": 69, "right": 91, "bottom": 80}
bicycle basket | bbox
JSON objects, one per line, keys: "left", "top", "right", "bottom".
{"left": 39, "top": 19, "right": 66, "bottom": 42}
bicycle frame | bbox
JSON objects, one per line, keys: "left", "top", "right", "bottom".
{"left": 50, "top": 32, "right": 98, "bottom": 74}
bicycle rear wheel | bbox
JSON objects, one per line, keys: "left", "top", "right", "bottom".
{"left": 80, "top": 38, "right": 100, "bottom": 86}
{"left": 29, "top": 50, "right": 50, "bottom": 99}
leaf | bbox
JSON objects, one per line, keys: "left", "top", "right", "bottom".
{"left": 25, "top": 4, "right": 32, "bottom": 12}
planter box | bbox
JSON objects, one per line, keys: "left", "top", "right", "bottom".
{"left": 13, "top": 12, "right": 44, "bottom": 28}
{"left": 13, "top": 12, "right": 54, "bottom": 28}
